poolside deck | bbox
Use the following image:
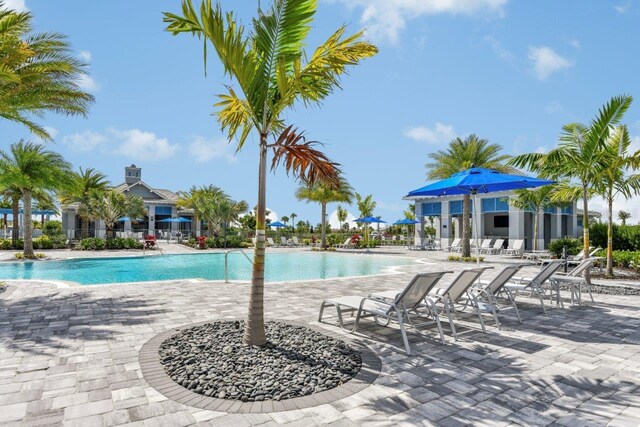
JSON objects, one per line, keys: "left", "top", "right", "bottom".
{"left": 0, "top": 250, "right": 639, "bottom": 426}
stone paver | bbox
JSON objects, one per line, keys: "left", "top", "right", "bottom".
{"left": 1, "top": 249, "right": 639, "bottom": 425}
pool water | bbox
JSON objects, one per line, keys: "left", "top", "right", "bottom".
{"left": 0, "top": 252, "right": 413, "bottom": 285}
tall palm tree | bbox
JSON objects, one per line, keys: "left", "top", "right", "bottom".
{"left": 618, "top": 210, "right": 631, "bottom": 226}
{"left": 280, "top": 215, "right": 289, "bottom": 227}
{"left": 0, "top": 4, "right": 94, "bottom": 140}
{"left": 509, "top": 186, "right": 556, "bottom": 252}
{"left": 296, "top": 176, "right": 354, "bottom": 249}
{"left": 177, "top": 186, "right": 204, "bottom": 236}
{"left": 197, "top": 185, "right": 229, "bottom": 236}
{"left": 337, "top": 205, "right": 347, "bottom": 231}
{"left": 510, "top": 95, "right": 633, "bottom": 268}
{"left": 0, "top": 142, "right": 71, "bottom": 257}
{"left": 595, "top": 125, "right": 640, "bottom": 277}
{"left": 60, "top": 168, "right": 109, "bottom": 239}
{"left": 218, "top": 198, "right": 248, "bottom": 247}
{"left": 90, "top": 191, "right": 145, "bottom": 239}
{"left": 164, "top": 0, "right": 377, "bottom": 345}
{"left": 426, "top": 135, "right": 514, "bottom": 257}
{"left": 290, "top": 212, "right": 297, "bottom": 234}
{"left": 33, "top": 191, "right": 58, "bottom": 228}
{"left": 355, "top": 193, "right": 376, "bottom": 242}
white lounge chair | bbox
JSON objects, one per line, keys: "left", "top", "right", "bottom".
{"left": 444, "top": 238, "right": 461, "bottom": 252}
{"left": 267, "top": 237, "right": 276, "bottom": 247}
{"left": 290, "top": 236, "right": 301, "bottom": 247}
{"left": 319, "top": 271, "right": 452, "bottom": 354}
{"left": 483, "top": 238, "right": 504, "bottom": 254}
{"left": 502, "top": 239, "right": 524, "bottom": 257}
{"left": 471, "top": 264, "right": 526, "bottom": 328}
{"left": 335, "top": 237, "right": 354, "bottom": 249}
{"left": 505, "top": 260, "right": 564, "bottom": 313}
{"left": 479, "top": 239, "right": 493, "bottom": 253}
{"left": 281, "top": 236, "right": 288, "bottom": 247}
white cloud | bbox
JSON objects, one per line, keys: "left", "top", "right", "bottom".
{"left": 614, "top": 2, "right": 631, "bottom": 13}
{"left": 567, "top": 39, "right": 581, "bottom": 49}
{"left": 77, "top": 74, "right": 100, "bottom": 92}
{"left": 528, "top": 46, "right": 573, "bottom": 80}
{"left": 63, "top": 130, "right": 108, "bottom": 152}
{"left": 78, "top": 50, "right": 92, "bottom": 61}
{"left": 545, "top": 100, "right": 563, "bottom": 114}
{"left": 484, "top": 35, "right": 515, "bottom": 63}
{"left": 629, "top": 134, "right": 640, "bottom": 154}
{"left": 63, "top": 128, "right": 177, "bottom": 161}
{"left": 111, "top": 128, "right": 177, "bottom": 161}
{"left": 3, "top": 0, "right": 28, "bottom": 11}
{"left": 188, "top": 136, "right": 234, "bottom": 163}
{"left": 404, "top": 122, "right": 456, "bottom": 144}
{"left": 332, "top": 0, "right": 508, "bottom": 44}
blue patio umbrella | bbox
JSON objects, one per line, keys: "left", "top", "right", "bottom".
{"left": 354, "top": 216, "right": 386, "bottom": 243}
{"left": 394, "top": 219, "right": 420, "bottom": 248}
{"left": 406, "top": 167, "right": 554, "bottom": 263}
{"left": 269, "top": 221, "right": 286, "bottom": 243}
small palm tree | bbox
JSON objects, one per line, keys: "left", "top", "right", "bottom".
{"left": 355, "top": 193, "right": 376, "bottom": 242}
{"left": 60, "top": 168, "right": 109, "bottom": 239}
{"left": 0, "top": 142, "right": 71, "bottom": 257}
{"left": 427, "top": 135, "right": 514, "bottom": 257}
{"left": 0, "top": 4, "right": 94, "bottom": 139}
{"left": 218, "top": 198, "right": 248, "bottom": 247}
{"left": 290, "top": 212, "right": 297, "bottom": 233}
{"left": 164, "top": 0, "right": 377, "bottom": 346}
{"left": 197, "top": 185, "right": 229, "bottom": 237}
{"left": 296, "top": 176, "right": 354, "bottom": 248}
{"left": 90, "top": 191, "right": 145, "bottom": 239}
{"left": 280, "top": 215, "right": 289, "bottom": 227}
{"left": 510, "top": 95, "right": 633, "bottom": 268}
{"left": 509, "top": 186, "right": 556, "bottom": 251}
{"left": 618, "top": 210, "right": 631, "bottom": 226}
{"left": 178, "top": 186, "right": 205, "bottom": 236}
{"left": 337, "top": 205, "right": 348, "bottom": 231}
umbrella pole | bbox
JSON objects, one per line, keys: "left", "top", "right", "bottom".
{"left": 473, "top": 192, "right": 481, "bottom": 264}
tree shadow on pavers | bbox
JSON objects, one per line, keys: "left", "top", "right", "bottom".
{"left": 0, "top": 291, "right": 170, "bottom": 356}
{"left": 504, "top": 298, "right": 640, "bottom": 345}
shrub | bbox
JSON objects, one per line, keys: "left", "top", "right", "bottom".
{"left": 80, "top": 238, "right": 106, "bottom": 250}
{"left": 43, "top": 221, "right": 63, "bottom": 237}
{"left": 448, "top": 255, "right": 484, "bottom": 263}
{"left": 0, "top": 239, "right": 12, "bottom": 250}
{"left": 548, "top": 238, "right": 582, "bottom": 258}
{"left": 590, "top": 223, "right": 640, "bottom": 251}
{"left": 597, "top": 250, "right": 640, "bottom": 270}
{"left": 33, "top": 235, "right": 54, "bottom": 250}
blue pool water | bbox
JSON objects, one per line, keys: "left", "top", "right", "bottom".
{"left": 0, "top": 252, "right": 413, "bottom": 285}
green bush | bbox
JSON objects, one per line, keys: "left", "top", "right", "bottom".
{"left": 448, "top": 255, "right": 484, "bottom": 263}
{"left": 33, "top": 235, "right": 53, "bottom": 250}
{"left": 326, "top": 234, "right": 344, "bottom": 246}
{"left": 80, "top": 238, "right": 106, "bottom": 250}
{"left": 548, "top": 238, "right": 582, "bottom": 258}
{"left": 597, "top": 250, "right": 640, "bottom": 270}
{"left": 43, "top": 221, "right": 63, "bottom": 237}
{"left": 590, "top": 223, "right": 640, "bottom": 251}
{"left": 0, "top": 239, "right": 12, "bottom": 250}
{"left": 104, "top": 238, "right": 143, "bottom": 250}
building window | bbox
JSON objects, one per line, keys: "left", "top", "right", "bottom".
{"left": 577, "top": 217, "right": 583, "bottom": 227}
{"left": 136, "top": 172, "right": 139, "bottom": 177}
{"left": 482, "top": 197, "right": 509, "bottom": 213}
{"left": 561, "top": 206, "right": 573, "bottom": 215}
{"left": 422, "top": 202, "right": 441, "bottom": 216}
{"left": 449, "top": 200, "right": 473, "bottom": 215}
{"left": 128, "top": 172, "right": 131, "bottom": 176}
{"left": 544, "top": 206, "right": 556, "bottom": 214}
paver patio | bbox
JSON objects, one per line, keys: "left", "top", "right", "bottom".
{"left": 1, "top": 251, "right": 639, "bottom": 426}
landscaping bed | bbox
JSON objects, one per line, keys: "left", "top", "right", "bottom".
{"left": 158, "top": 320, "right": 361, "bottom": 402}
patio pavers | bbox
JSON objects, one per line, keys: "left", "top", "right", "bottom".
{"left": 0, "top": 254, "right": 639, "bottom": 426}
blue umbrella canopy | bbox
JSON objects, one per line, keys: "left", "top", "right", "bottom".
{"left": 394, "top": 218, "right": 420, "bottom": 225}
{"left": 407, "top": 167, "right": 554, "bottom": 197}
{"left": 354, "top": 216, "right": 386, "bottom": 223}
{"left": 269, "top": 221, "right": 286, "bottom": 227}
{"left": 157, "top": 218, "right": 175, "bottom": 223}
{"left": 175, "top": 217, "right": 192, "bottom": 223}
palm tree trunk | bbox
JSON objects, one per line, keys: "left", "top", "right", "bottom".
{"left": 532, "top": 210, "right": 539, "bottom": 252}
{"left": 606, "top": 193, "right": 614, "bottom": 277}
{"left": 81, "top": 216, "right": 90, "bottom": 239}
{"left": 321, "top": 202, "right": 327, "bottom": 249}
{"left": 23, "top": 189, "right": 35, "bottom": 258}
{"left": 582, "top": 184, "right": 591, "bottom": 284}
{"left": 462, "top": 194, "right": 471, "bottom": 257}
{"left": 11, "top": 196, "right": 19, "bottom": 247}
{"left": 244, "top": 133, "right": 268, "bottom": 346}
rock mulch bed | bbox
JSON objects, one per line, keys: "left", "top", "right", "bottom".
{"left": 159, "top": 320, "right": 362, "bottom": 402}
{"left": 0, "top": 284, "right": 5, "bottom": 294}
{"left": 559, "top": 283, "right": 640, "bottom": 296}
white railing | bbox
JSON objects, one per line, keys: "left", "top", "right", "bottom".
{"left": 224, "top": 249, "right": 252, "bottom": 283}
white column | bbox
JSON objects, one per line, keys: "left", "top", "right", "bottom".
{"left": 414, "top": 202, "right": 423, "bottom": 243}
{"left": 508, "top": 201, "right": 525, "bottom": 243}
{"left": 67, "top": 211, "right": 76, "bottom": 239}
{"left": 440, "top": 201, "right": 451, "bottom": 248}
{"left": 96, "top": 220, "right": 106, "bottom": 238}
{"left": 171, "top": 206, "right": 178, "bottom": 233}
{"left": 536, "top": 210, "right": 545, "bottom": 250}
{"left": 124, "top": 220, "right": 132, "bottom": 233}
{"left": 147, "top": 205, "right": 155, "bottom": 237}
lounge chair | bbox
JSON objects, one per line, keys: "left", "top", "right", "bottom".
{"left": 470, "top": 264, "right": 526, "bottom": 328}
{"left": 549, "top": 258, "right": 595, "bottom": 306}
{"left": 281, "top": 236, "right": 289, "bottom": 247}
{"left": 318, "top": 271, "right": 452, "bottom": 354}
{"left": 289, "top": 236, "right": 301, "bottom": 247}
{"left": 567, "top": 247, "right": 602, "bottom": 266}
{"left": 479, "top": 239, "right": 493, "bottom": 253}
{"left": 483, "top": 238, "right": 504, "bottom": 254}
{"left": 371, "top": 267, "right": 492, "bottom": 341}
{"left": 267, "top": 237, "right": 276, "bottom": 247}
{"left": 251, "top": 237, "right": 257, "bottom": 248}
{"left": 502, "top": 239, "right": 524, "bottom": 257}
{"left": 505, "top": 260, "right": 564, "bottom": 313}
{"left": 444, "top": 238, "right": 461, "bottom": 252}
{"left": 335, "top": 237, "right": 353, "bottom": 249}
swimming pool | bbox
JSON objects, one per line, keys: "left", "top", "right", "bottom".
{"left": 0, "top": 252, "right": 413, "bottom": 285}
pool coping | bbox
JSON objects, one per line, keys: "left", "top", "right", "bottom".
{"left": 139, "top": 319, "right": 382, "bottom": 414}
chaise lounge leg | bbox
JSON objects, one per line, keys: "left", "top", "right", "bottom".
{"left": 396, "top": 310, "right": 411, "bottom": 355}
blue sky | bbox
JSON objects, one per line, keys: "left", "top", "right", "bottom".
{"left": 3, "top": 0, "right": 640, "bottom": 225}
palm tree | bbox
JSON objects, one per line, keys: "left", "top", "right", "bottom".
{"left": 164, "top": 0, "right": 377, "bottom": 345}
{"left": 510, "top": 95, "right": 633, "bottom": 268}
{"left": 426, "top": 135, "right": 514, "bottom": 257}
{"left": 290, "top": 212, "right": 297, "bottom": 234}
{"left": 178, "top": 186, "right": 205, "bottom": 237}
{"left": 296, "top": 176, "right": 354, "bottom": 249}
{"left": 60, "top": 168, "right": 109, "bottom": 239}
{"left": 33, "top": 191, "right": 58, "bottom": 228}
{"left": 218, "top": 198, "right": 249, "bottom": 247}
{"left": 595, "top": 125, "right": 640, "bottom": 276}
{"left": 280, "top": 215, "right": 289, "bottom": 227}
{"left": 197, "top": 185, "right": 229, "bottom": 237}
{"left": 618, "top": 210, "right": 631, "bottom": 226}
{"left": 90, "top": 191, "right": 145, "bottom": 239}
{"left": 355, "top": 193, "right": 376, "bottom": 242}
{"left": 337, "top": 205, "right": 347, "bottom": 231}
{"left": 509, "top": 186, "right": 556, "bottom": 252}
{"left": 0, "top": 142, "right": 71, "bottom": 258}
{"left": 0, "top": 4, "right": 94, "bottom": 140}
